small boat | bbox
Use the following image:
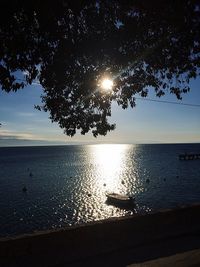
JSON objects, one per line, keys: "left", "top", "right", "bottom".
{"left": 106, "top": 193, "right": 135, "bottom": 206}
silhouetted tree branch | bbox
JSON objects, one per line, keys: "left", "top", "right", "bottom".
{"left": 0, "top": 0, "right": 200, "bottom": 136}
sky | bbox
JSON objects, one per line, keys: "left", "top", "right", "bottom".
{"left": 0, "top": 77, "right": 200, "bottom": 146}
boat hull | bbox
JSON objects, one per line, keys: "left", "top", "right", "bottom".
{"left": 106, "top": 193, "right": 135, "bottom": 208}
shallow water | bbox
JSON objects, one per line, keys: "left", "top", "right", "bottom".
{"left": 0, "top": 143, "right": 200, "bottom": 237}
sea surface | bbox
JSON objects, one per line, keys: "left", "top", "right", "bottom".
{"left": 0, "top": 143, "right": 200, "bottom": 237}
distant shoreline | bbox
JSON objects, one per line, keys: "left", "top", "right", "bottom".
{"left": 0, "top": 142, "right": 200, "bottom": 148}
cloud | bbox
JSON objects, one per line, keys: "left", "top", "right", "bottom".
{"left": 17, "top": 112, "right": 36, "bottom": 117}
{"left": 0, "top": 129, "right": 70, "bottom": 143}
{"left": 0, "top": 121, "right": 8, "bottom": 126}
{"left": 0, "top": 129, "right": 40, "bottom": 140}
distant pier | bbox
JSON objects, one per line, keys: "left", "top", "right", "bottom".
{"left": 179, "top": 153, "right": 200, "bottom": 160}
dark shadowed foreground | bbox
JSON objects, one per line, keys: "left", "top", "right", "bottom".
{"left": 1, "top": 204, "right": 200, "bottom": 267}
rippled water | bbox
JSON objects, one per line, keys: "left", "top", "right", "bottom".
{"left": 0, "top": 143, "right": 200, "bottom": 237}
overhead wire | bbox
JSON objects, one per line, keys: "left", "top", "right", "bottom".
{"left": 135, "top": 97, "right": 200, "bottom": 108}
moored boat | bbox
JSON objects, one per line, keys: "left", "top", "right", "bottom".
{"left": 106, "top": 193, "right": 135, "bottom": 206}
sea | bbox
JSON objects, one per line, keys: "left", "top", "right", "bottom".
{"left": 0, "top": 143, "right": 200, "bottom": 238}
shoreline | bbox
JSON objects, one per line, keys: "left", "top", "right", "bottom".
{"left": 1, "top": 203, "right": 200, "bottom": 266}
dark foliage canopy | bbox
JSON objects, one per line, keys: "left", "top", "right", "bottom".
{"left": 0, "top": 0, "right": 200, "bottom": 136}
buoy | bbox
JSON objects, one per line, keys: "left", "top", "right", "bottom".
{"left": 103, "top": 183, "right": 106, "bottom": 186}
{"left": 22, "top": 186, "right": 27, "bottom": 192}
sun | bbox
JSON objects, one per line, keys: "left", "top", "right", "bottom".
{"left": 101, "top": 78, "right": 113, "bottom": 91}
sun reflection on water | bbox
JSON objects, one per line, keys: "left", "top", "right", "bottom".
{"left": 87, "top": 144, "right": 132, "bottom": 200}
{"left": 74, "top": 144, "right": 149, "bottom": 223}
{"left": 91, "top": 145, "right": 128, "bottom": 189}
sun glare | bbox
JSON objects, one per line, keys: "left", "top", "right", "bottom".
{"left": 89, "top": 144, "right": 129, "bottom": 191}
{"left": 101, "top": 78, "right": 113, "bottom": 91}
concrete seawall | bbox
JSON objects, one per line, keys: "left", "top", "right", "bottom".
{"left": 1, "top": 204, "right": 200, "bottom": 266}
